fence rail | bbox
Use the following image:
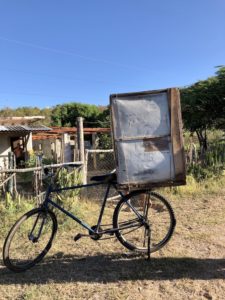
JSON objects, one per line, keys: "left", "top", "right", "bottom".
{"left": 0, "top": 161, "right": 84, "bottom": 201}
{"left": 0, "top": 148, "right": 117, "bottom": 202}
{"left": 0, "top": 173, "right": 15, "bottom": 187}
{"left": 0, "top": 161, "right": 83, "bottom": 173}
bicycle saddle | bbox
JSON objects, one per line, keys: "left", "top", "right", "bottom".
{"left": 90, "top": 172, "right": 117, "bottom": 183}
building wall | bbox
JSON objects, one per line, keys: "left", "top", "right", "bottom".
{"left": 33, "top": 136, "right": 75, "bottom": 163}
{"left": 26, "top": 133, "right": 33, "bottom": 151}
{"left": 55, "top": 139, "right": 62, "bottom": 162}
{"left": 0, "top": 136, "right": 11, "bottom": 168}
{"left": 62, "top": 133, "right": 72, "bottom": 163}
{"left": 33, "top": 138, "right": 62, "bottom": 163}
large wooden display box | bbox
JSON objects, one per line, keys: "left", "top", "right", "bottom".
{"left": 110, "top": 88, "right": 186, "bottom": 190}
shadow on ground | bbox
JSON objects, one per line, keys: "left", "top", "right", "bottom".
{"left": 0, "top": 253, "right": 225, "bottom": 284}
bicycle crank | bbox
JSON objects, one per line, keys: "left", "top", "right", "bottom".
{"left": 89, "top": 225, "right": 103, "bottom": 240}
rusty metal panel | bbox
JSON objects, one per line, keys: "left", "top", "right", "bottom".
{"left": 110, "top": 88, "right": 186, "bottom": 189}
{"left": 113, "top": 92, "right": 170, "bottom": 139}
{"left": 116, "top": 140, "right": 175, "bottom": 184}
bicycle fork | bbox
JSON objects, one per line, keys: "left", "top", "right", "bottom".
{"left": 28, "top": 212, "right": 46, "bottom": 243}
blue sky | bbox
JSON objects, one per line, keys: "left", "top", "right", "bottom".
{"left": 0, "top": 0, "right": 225, "bottom": 108}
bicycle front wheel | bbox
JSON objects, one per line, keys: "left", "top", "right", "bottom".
{"left": 113, "top": 191, "right": 176, "bottom": 253}
{"left": 3, "top": 208, "right": 57, "bottom": 272}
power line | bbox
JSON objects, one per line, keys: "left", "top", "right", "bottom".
{"left": 0, "top": 36, "right": 147, "bottom": 72}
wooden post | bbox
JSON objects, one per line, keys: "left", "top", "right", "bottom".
{"left": 92, "top": 133, "right": 97, "bottom": 170}
{"left": 74, "top": 133, "right": 79, "bottom": 161}
{"left": 7, "top": 152, "right": 14, "bottom": 196}
{"left": 26, "top": 132, "right": 33, "bottom": 152}
{"left": 77, "top": 117, "right": 87, "bottom": 184}
{"left": 61, "top": 133, "right": 65, "bottom": 163}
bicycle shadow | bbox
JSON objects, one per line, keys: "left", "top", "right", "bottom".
{"left": 0, "top": 253, "right": 224, "bottom": 284}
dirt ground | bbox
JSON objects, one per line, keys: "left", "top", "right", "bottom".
{"left": 0, "top": 191, "right": 225, "bottom": 300}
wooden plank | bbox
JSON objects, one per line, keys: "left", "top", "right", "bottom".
{"left": 117, "top": 179, "right": 186, "bottom": 191}
{"left": 86, "top": 149, "right": 113, "bottom": 153}
{"left": 0, "top": 162, "right": 83, "bottom": 173}
{"left": 110, "top": 94, "right": 120, "bottom": 173}
{"left": 92, "top": 133, "right": 97, "bottom": 170}
{"left": 169, "top": 88, "right": 186, "bottom": 183}
{"left": 0, "top": 173, "right": 14, "bottom": 187}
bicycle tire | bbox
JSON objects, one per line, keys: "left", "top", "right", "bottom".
{"left": 113, "top": 191, "right": 176, "bottom": 253}
{"left": 3, "top": 208, "right": 57, "bottom": 272}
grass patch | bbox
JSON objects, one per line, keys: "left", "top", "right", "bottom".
{"left": 160, "top": 174, "right": 225, "bottom": 201}
{"left": 1, "top": 178, "right": 225, "bottom": 299}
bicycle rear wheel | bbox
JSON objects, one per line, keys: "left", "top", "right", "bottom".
{"left": 3, "top": 208, "right": 57, "bottom": 272}
{"left": 113, "top": 191, "right": 176, "bottom": 253}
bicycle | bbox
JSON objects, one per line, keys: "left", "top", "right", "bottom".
{"left": 3, "top": 164, "right": 176, "bottom": 272}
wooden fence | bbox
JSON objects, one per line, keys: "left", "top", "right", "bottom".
{"left": 0, "top": 161, "right": 83, "bottom": 201}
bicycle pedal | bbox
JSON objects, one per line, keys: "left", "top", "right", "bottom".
{"left": 74, "top": 233, "right": 82, "bottom": 242}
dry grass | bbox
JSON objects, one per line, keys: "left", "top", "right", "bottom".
{"left": 0, "top": 185, "right": 225, "bottom": 300}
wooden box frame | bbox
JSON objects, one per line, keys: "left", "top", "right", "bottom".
{"left": 110, "top": 88, "right": 186, "bottom": 190}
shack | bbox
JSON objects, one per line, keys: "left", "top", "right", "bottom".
{"left": 32, "top": 126, "right": 111, "bottom": 163}
{"left": 0, "top": 116, "right": 51, "bottom": 169}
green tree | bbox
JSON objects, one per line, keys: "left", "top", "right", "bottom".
{"left": 0, "top": 106, "right": 52, "bottom": 126}
{"left": 97, "top": 105, "right": 110, "bottom": 127}
{"left": 51, "top": 102, "right": 103, "bottom": 127}
{"left": 181, "top": 66, "right": 225, "bottom": 153}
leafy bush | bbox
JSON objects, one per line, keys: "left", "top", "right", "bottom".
{"left": 205, "top": 141, "right": 225, "bottom": 167}
{"left": 187, "top": 163, "right": 223, "bottom": 181}
{"left": 187, "top": 139, "right": 225, "bottom": 181}
{"left": 97, "top": 133, "right": 112, "bottom": 149}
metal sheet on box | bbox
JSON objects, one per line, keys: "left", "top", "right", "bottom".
{"left": 113, "top": 93, "right": 170, "bottom": 139}
{"left": 117, "top": 141, "right": 174, "bottom": 184}
{"left": 112, "top": 92, "right": 176, "bottom": 185}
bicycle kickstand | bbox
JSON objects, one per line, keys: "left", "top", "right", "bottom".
{"left": 146, "top": 224, "right": 151, "bottom": 261}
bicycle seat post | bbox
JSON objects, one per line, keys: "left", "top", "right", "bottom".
{"left": 96, "top": 183, "right": 111, "bottom": 232}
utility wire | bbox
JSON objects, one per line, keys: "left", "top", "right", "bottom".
{"left": 0, "top": 36, "right": 147, "bottom": 72}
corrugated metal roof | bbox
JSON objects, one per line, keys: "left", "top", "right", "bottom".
{"left": 0, "top": 125, "right": 51, "bottom": 133}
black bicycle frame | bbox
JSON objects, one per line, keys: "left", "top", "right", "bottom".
{"left": 42, "top": 181, "right": 124, "bottom": 234}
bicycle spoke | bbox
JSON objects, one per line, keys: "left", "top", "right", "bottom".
{"left": 114, "top": 191, "right": 176, "bottom": 253}
{"left": 3, "top": 209, "right": 57, "bottom": 272}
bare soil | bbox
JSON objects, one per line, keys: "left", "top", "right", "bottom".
{"left": 0, "top": 191, "right": 225, "bottom": 300}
